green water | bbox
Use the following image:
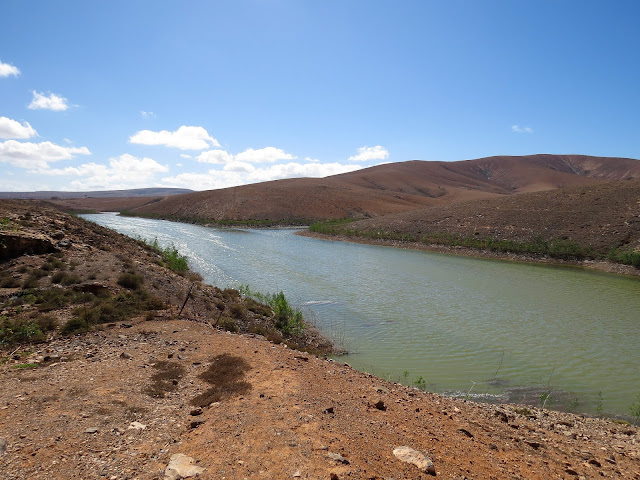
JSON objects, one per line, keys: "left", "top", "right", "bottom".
{"left": 82, "top": 213, "right": 640, "bottom": 416}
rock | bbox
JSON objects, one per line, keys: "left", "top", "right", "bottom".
{"left": 458, "top": 428, "right": 474, "bottom": 438}
{"left": 51, "top": 231, "right": 65, "bottom": 240}
{"left": 292, "top": 470, "right": 302, "bottom": 478}
{"left": 164, "top": 453, "right": 204, "bottom": 480}
{"left": 392, "top": 446, "right": 435, "bottom": 475}
{"left": 323, "top": 407, "right": 334, "bottom": 414}
{"left": 0, "top": 438, "right": 7, "bottom": 455}
{"left": 84, "top": 427, "right": 99, "bottom": 434}
{"left": 374, "top": 400, "right": 387, "bottom": 411}
{"left": 128, "top": 421, "right": 147, "bottom": 430}
{"left": 189, "top": 420, "right": 205, "bottom": 429}
{"left": 120, "top": 352, "right": 132, "bottom": 359}
{"left": 326, "top": 452, "right": 350, "bottom": 464}
{"left": 189, "top": 408, "right": 203, "bottom": 416}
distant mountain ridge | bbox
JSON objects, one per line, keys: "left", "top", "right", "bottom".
{"left": 127, "top": 154, "right": 640, "bottom": 223}
{"left": 0, "top": 187, "right": 192, "bottom": 200}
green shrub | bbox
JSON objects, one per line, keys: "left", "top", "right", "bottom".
{"left": 0, "top": 317, "right": 46, "bottom": 345}
{"left": 61, "top": 273, "right": 82, "bottom": 286}
{"left": 34, "top": 314, "right": 57, "bottom": 332}
{"left": 117, "top": 272, "right": 143, "bottom": 290}
{"left": 60, "top": 317, "right": 89, "bottom": 335}
{"left": 229, "top": 303, "right": 248, "bottom": 320}
{"left": 136, "top": 237, "right": 189, "bottom": 273}
{"left": 238, "top": 285, "right": 304, "bottom": 336}
{"left": 217, "top": 316, "right": 239, "bottom": 332}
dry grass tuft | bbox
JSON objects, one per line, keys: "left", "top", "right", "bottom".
{"left": 191, "top": 353, "right": 251, "bottom": 407}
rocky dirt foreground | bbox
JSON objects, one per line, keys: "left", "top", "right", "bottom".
{"left": 1, "top": 201, "right": 639, "bottom": 479}
{"left": 1, "top": 320, "right": 639, "bottom": 480}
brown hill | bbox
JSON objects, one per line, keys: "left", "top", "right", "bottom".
{"left": 312, "top": 178, "right": 640, "bottom": 259}
{"left": 127, "top": 154, "right": 640, "bottom": 223}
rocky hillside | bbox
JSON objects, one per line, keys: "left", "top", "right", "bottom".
{"left": 125, "top": 154, "right": 640, "bottom": 224}
{"left": 306, "top": 178, "right": 640, "bottom": 271}
{"left": 1, "top": 200, "right": 639, "bottom": 479}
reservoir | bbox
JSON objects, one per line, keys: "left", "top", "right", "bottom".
{"left": 82, "top": 213, "right": 640, "bottom": 416}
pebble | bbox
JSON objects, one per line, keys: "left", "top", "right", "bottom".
{"left": 128, "top": 421, "right": 147, "bottom": 430}
{"left": 0, "top": 438, "right": 7, "bottom": 455}
{"left": 326, "top": 452, "right": 350, "bottom": 464}
{"left": 84, "top": 427, "right": 99, "bottom": 434}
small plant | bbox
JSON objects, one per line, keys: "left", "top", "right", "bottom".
{"left": 144, "top": 361, "right": 185, "bottom": 398}
{"left": 60, "top": 317, "right": 89, "bottom": 335}
{"left": 117, "top": 272, "right": 143, "bottom": 290}
{"left": 217, "top": 316, "right": 239, "bottom": 332}
{"left": 595, "top": 391, "right": 604, "bottom": 417}
{"left": 239, "top": 285, "right": 305, "bottom": 336}
{"left": 12, "top": 363, "right": 38, "bottom": 369}
{"left": 190, "top": 353, "right": 251, "bottom": 407}
{"left": 0, "top": 317, "right": 46, "bottom": 345}
{"left": 413, "top": 376, "right": 427, "bottom": 391}
{"left": 136, "top": 237, "right": 189, "bottom": 273}
{"left": 629, "top": 393, "right": 640, "bottom": 425}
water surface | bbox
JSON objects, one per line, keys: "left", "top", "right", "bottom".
{"left": 82, "top": 213, "right": 640, "bottom": 415}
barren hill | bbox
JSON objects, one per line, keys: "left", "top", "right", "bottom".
{"left": 308, "top": 178, "right": 640, "bottom": 265}
{"left": 126, "top": 154, "right": 640, "bottom": 223}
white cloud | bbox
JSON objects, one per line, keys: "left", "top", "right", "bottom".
{"left": 140, "top": 111, "right": 155, "bottom": 118}
{"left": 28, "top": 91, "right": 70, "bottom": 111}
{"left": 511, "top": 125, "right": 533, "bottom": 134}
{"left": 196, "top": 149, "right": 233, "bottom": 164}
{"left": 162, "top": 162, "right": 362, "bottom": 191}
{"left": 223, "top": 161, "right": 255, "bottom": 173}
{"left": 36, "top": 154, "right": 168, "bottom": 190}
{"left": 0, "top": 140, "right": 91, "bottom": 169}
{"left": 180, "top": 153, "right": 192, "bottom": 159}
{"left": 348, "top": 145, "right": 389, "bottom": 162}
{"left": 246, "top": 162, "right": 361, "bottom": 183}
{"left": 0, "top": 117, "right": 38, "bottom": 139}
{"left": 129, "top": 125, "right": 219, "bottom": 150}
{"left": 304, "top": 156, "right": 320, "bottom": 163}
{"left": 235, "top": 146, "right": 296, "bottom": 164}
{"left": 0, "top": 59, "right": 20, "bottom": 77}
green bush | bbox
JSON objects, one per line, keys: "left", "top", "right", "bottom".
{"left": 117, "top": 272, "right": 143, "bottom": 290}
{"left": 0, "top": 317, "right": 46, "bottom": 345}
{"left": 238, "top": 285, "right": 304, "bottom": 336}
{"left": 60, "top": 317, "right": 89, "bottom": 335}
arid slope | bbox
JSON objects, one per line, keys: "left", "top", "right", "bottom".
{"left": 330, "top": 178, "right": 640, "bottom": 256}
{"left": 127, "top": 154, "right": 640, "bottom": 223}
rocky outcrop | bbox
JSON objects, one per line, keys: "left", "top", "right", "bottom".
{"left": 0, "top": 234, "right": 57, "bottom": 262}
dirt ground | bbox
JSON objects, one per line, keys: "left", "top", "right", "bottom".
{"left": 1, "top": 200, "right": 639, "bottom": 480}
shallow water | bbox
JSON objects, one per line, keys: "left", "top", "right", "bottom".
{"left": 82, "top": 213, "right": 640, "bottom": 415}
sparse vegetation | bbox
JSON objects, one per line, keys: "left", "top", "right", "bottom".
{"left": 144, "top": 361, "right": 186, "bottom": 398}
{"left": 238, "top": 285, "right": 305, "bottom": 336}
{"left": 117, "top": 272, "right": 144, "bottom": 290}
{"left": 0, "top": 316, "right": 46, "bottom": 345}
{"left": 135, "top": 237, "right": 189, "bottom": 273}
{"left": 630, "top": 393, "right": 640, "bottom": 425}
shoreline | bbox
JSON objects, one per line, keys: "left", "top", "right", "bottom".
{"left": 297, "top": 229, "right": 640, "bottom": 278}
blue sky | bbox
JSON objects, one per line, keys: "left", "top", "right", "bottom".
{"left": 1, "top": 1, "right": 639, "bottom": 191}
